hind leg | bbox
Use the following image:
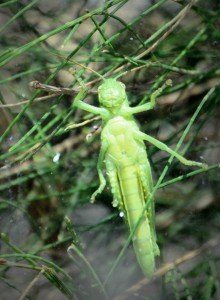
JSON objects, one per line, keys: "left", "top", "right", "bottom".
{"left": 139, "top": 132, "right": 207, "bottom": 168}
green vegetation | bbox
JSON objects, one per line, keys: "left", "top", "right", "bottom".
{"left": 0, "top": 0, "right": 219, "bottom": 299}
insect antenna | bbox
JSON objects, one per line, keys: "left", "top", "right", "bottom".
{"left": 47, "top": 51, "right": 105, "bottom": 87}
{"left": 114, "top": 63, "right": 152, "bottom": 80}
{"left": 68, "top": 60, "right": 107, "bottom": 92}
{"left": 68, "top": 59, "right": 105, "bottom": 81}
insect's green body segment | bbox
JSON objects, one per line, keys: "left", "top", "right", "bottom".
{"left": 73, "top": 77, "right": 206, "bottom": 277}
{"left": 102, "top": 115, "right": 159, "bottom": 276}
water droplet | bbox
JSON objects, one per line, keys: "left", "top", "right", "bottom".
{"left": 119, "top": 211, "right": 124, "bottom": 217}
{"left": 200, "top": 156, "right": 204, "bottom": 160}
{"left": 53, "top": 152, "right": 61, "bottom": 163}
{"left": 130, "top": 37, "right": 134, "bottom": 41}
{"left": 204, "top": 136, "right": 208, "bottom": 141}
{"left": 112, "top": 199, "right": 118, "bottom": 207}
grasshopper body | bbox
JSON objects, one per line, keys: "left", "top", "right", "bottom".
{"left": 102, "top": 115, "right": 159, "bottom": 277}
{"left": 74, "top": 78, "right": 205, "bottom": 277}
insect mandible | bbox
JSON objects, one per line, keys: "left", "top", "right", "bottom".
{"left": 73, "top": 75, "right": 207, "bottom": 277}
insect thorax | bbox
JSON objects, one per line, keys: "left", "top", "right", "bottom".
{"left": 102, "top": 116, "right": 145, "bottom": 165}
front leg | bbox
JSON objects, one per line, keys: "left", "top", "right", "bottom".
{"left": 73, "top": 87, "right": 107, "bottom": 116}
{"left": 139, "top": 132, "right": 207, "bottom": 168}
{"left": 127, "top": 79, "right": 172, "bottom": 114}
{"left": 73, "top": 86, "right": 87, "bottom": 107}
{"left": 150, "top": 79, "right": 172, "bottom": 108}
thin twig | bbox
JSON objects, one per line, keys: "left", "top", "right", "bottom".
{"left": 65, "top": 116, "right": 100, "bottom": 130}
{"left": 0, "top": 133, "right": 87, "bottom": 179}
{"left": 105, "top": 0, "right": 197, "bottom": 78}
{"left": 0, "top": 94, "right": 57, "bottom": 108}
{"left": 17, "top": 269, "right": 44, "bottom": 300}
{"left": 113, "top": 234, "right": 220, "bottom": 300}
{"left": 135, "top": 0, "right": 197, "bottom": 60}
{"left": 29, "top": 80, "right": 82, "bottom": 94}
{"left": 0, "top": 259, "right": 41, "bottom": 271}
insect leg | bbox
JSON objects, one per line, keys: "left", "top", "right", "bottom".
{"left": 150, "top": 79, "right": 172, "bottom": 108}
{"left": 90, "top": 140, "right": 108, "bottom": 203}
{"left": 105, "top": 160, "right": 124, "bottom": 213}
{"left": 139, "top": 132, "right": 207, "bottom": 168}
{"left": 74, "top": 89, "right": 107, "bottom": 116}
{"left": 127, "top": 80, "right": 172, "bottom": 114}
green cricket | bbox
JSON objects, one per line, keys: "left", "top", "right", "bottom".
{"left": 72, "top": 72, "right": 206, "bottom": 278}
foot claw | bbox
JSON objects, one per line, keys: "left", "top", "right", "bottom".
{"left": 165, "top": 79, "right": 172, "bottom": 86}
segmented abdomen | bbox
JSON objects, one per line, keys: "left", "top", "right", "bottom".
{"left": 118, "top": 164, "right": 155, "bottom": 277}
{"left": 102, "top": 116, "right": 159, "bottom": 277}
